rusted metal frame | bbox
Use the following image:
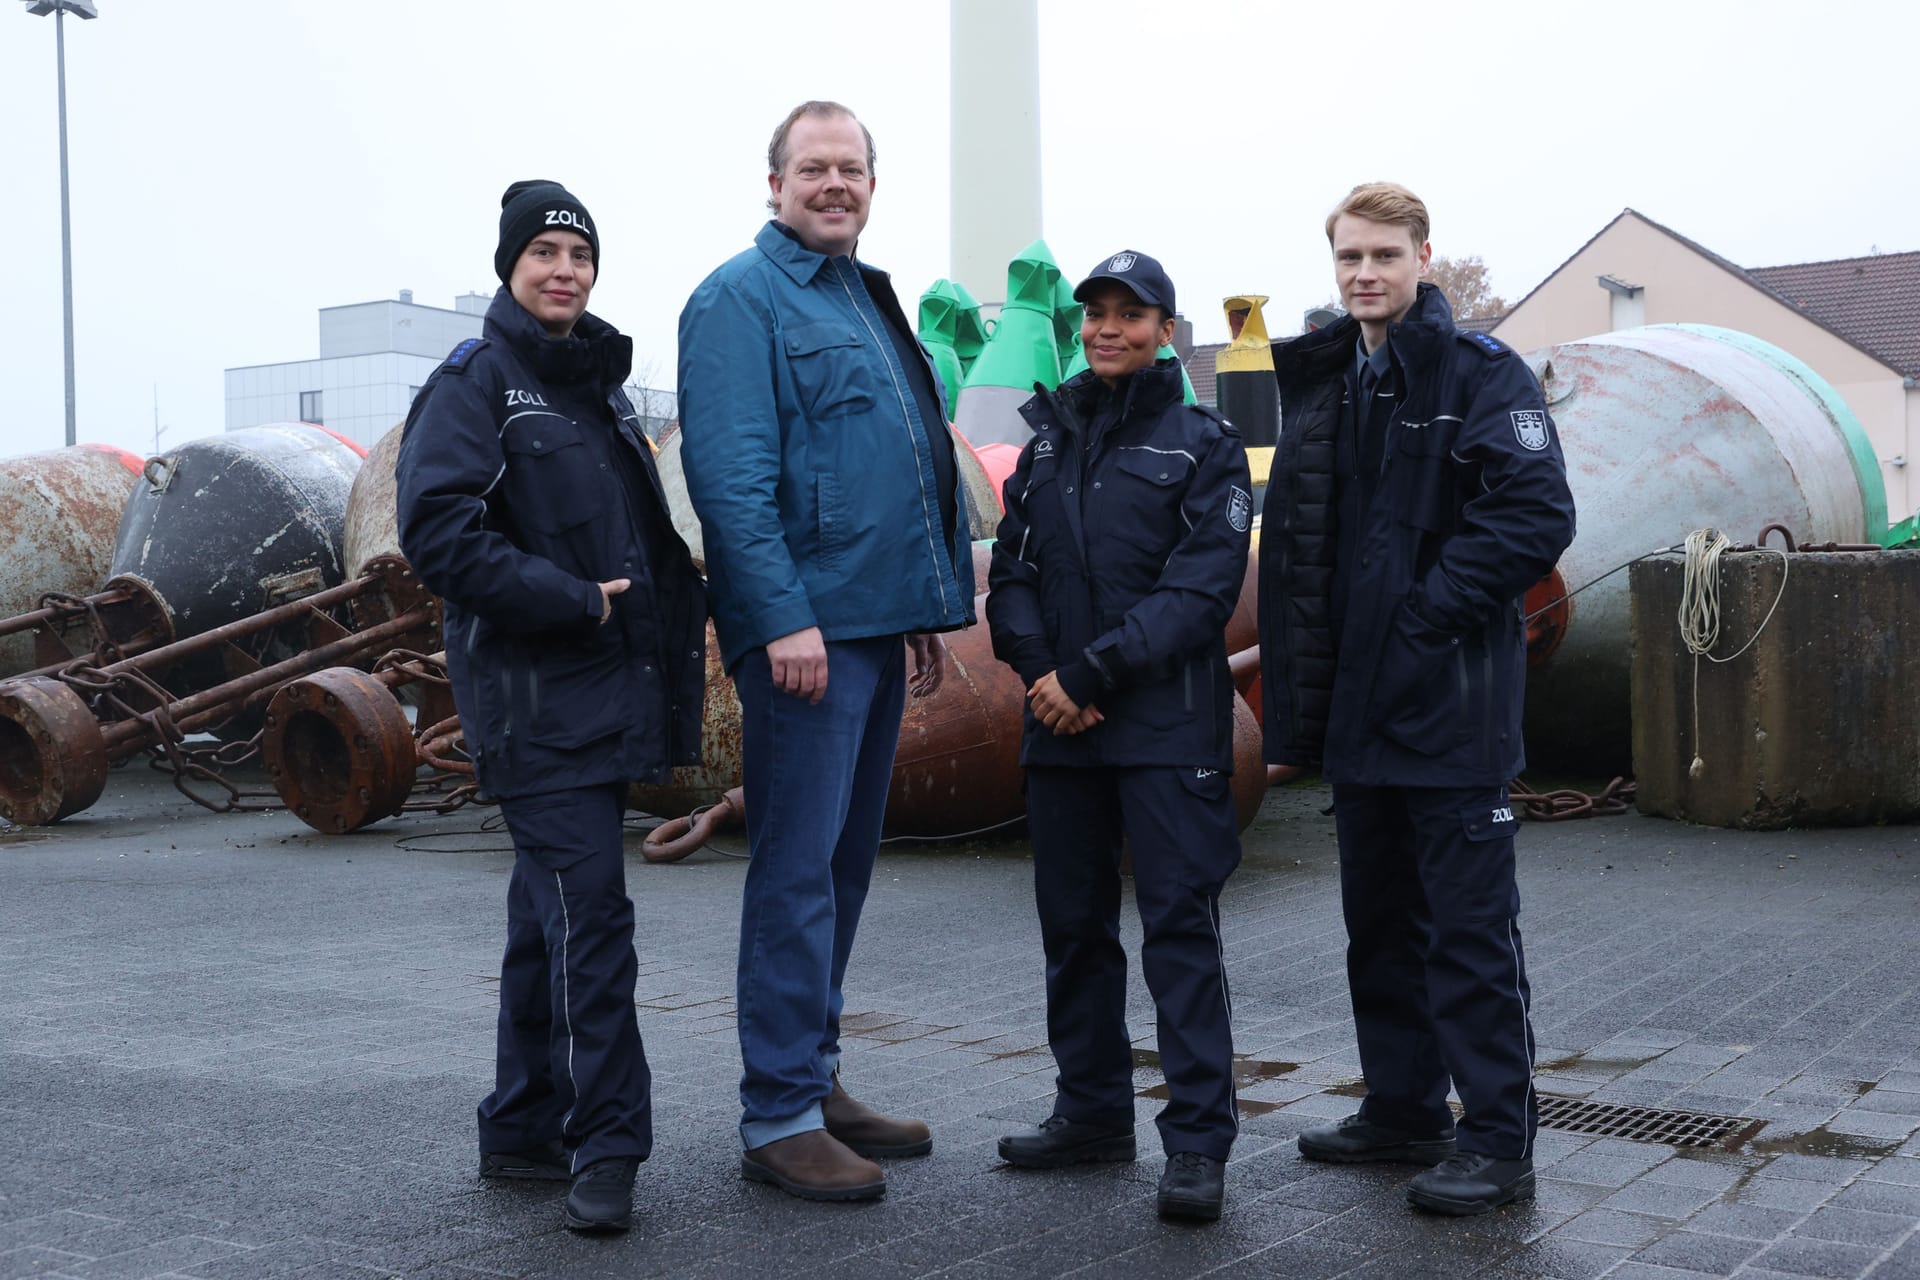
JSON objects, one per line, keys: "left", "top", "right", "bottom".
{"left": 0, "top": 585, "right": 169, "bottom": 676}
{"left": 0, "top": 587, "right": 128, "bottom": 640}
{"left": 98, "top": 612, "right": 436, "bottom": 819}
{"left": 95, "top": 607, "right": 429, "bottom": 754}
{"left": 29, "top": 577, "right": 375, "bottom": 732}
{"left": 74, "top": 575, "right": 376, "bottom": 686}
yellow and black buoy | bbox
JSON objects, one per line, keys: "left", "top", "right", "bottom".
{"left": 1217, "top": 295, "right": 1279, "bottom": 495}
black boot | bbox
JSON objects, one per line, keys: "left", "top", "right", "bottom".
{"left": 1406, "top": 1152, "right": 1535, "bottom": 1215}
{"left": 1297, "top": 1112, "right": 1456, "bottom": 1165}
{"left": 564, "top": 1156, "right": 639, "bottom": 1233}
{"left": 998, "top": 1115, "right": 1136, "bottom": 1168}
{"left": 1156, "top": 1152, "right": 1225, "bottom": 1221}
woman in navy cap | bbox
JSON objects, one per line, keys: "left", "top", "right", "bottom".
{"left": 986, "top": 251, "right": 1252, "bottom": 1220}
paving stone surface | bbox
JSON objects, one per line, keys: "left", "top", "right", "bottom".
{"left": 3, "top": 767, "right": 1920, "bottom": 1278}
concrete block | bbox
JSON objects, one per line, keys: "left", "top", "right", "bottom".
{"left": 1631, "top": 551, "right": 1920, "bottom": 827}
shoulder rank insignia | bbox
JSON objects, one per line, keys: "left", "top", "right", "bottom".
{"left": 442, "top": 337, "right": 489, "bottom": 374}
{"left": 1462, "top": 330, "right": 1510, "bottom": 359}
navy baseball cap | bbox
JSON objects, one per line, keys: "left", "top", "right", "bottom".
{"left": 1073, "top": 250, "right": 1176, "bottom": 314}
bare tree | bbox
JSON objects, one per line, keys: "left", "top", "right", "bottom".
{"left": 1426, "top": 255, "right": 1509, "bottom": 320}
{"left": 622, "top": 361, "right": 678, "bottom": 443}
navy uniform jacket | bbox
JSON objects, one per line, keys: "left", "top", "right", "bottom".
{"left": 396, "top": 289, "right": 707, "bottom": 800}
{"left": 988, "top": 361, "right": 1252, "bottom": 770}
{"left": 1257, "top": 284, "right": 1575, "bottom": 787}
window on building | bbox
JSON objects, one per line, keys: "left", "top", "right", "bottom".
{"left": 299, "top": 390, "right": 324, "bottom": 425}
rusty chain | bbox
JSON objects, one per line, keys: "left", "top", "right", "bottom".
{"left": 1510, "top": 776, "right": 1636, "bottom": 821}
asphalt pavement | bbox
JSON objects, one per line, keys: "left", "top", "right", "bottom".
{"left": 4, "top": 765, "right": 1919, "bottom": 1279}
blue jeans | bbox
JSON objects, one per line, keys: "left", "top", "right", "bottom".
{"left": 733, "top": 635, "right": 905, "bottom": 1150}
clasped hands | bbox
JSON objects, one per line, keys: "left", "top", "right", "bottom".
{"left": 1028, "top": 670, "right": 1104, "bottom": 736}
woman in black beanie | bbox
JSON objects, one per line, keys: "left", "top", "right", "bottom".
{"left": 395, "top": 181, "right": 707, "bottom": 1234}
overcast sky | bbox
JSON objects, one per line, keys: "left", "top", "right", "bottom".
{"left": 0, "top": 0, "right": 1911, "bottom": 462}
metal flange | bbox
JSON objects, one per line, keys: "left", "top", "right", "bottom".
{"left": 262, "top": 667, "right": 416, "bottom": 834}
{"left": 0, "top": 677, "right": 109, "bottom": 825}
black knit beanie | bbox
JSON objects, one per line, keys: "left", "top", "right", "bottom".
{"left": 494, "top": 180, "right": 598, "bottom": 283}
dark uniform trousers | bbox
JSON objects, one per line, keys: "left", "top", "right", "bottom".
{"left": 1332, "top": 781, "right": 1537, "bottom": 1160}
{"left": 477, "top": 781, "right": 652, "bottom": 1174}
{"left": 1027, "top": 764, "right": 1241, "bottom": 1161}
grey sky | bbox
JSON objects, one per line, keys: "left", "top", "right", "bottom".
{"left": 1, "top": 0, "right": 1911, "bottom": 463}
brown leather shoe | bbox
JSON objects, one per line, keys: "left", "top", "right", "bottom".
{"left": 741, "top": 1129, "right": 886, "bottom": 1202}
{"left": 824, "top": 1072, "right": 933, "bottom": 1158}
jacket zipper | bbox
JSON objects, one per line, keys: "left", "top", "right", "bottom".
{"left": 831, "top": 262, "right": 958, "bottom": 617}
{"left": 1481, "top": 639, "right": 1495, "bottom": 755}
{"left": 1455, "top": 645, "right": 1470, "bottom": 737}
{"left": 468, "top": 614, "right": 515, "bottom": 750}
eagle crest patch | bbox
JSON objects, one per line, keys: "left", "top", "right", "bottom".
{"left": 1227, "top": 486, "right": 1252, "bottom": 532}
{"left": 1511, "top": 410, "right": 1550, "bottom": 451}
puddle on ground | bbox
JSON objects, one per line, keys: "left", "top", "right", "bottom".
{"left": 1132, "top": 1081, "right": 1283, "bottom": 1115}
{"left": 1742, "top": 1122, "right": 1903, "bottom": 1161}
{"left": 1325, "top": 1079, "right": 1368, "bottom": 1098}
{"left": 1699, "top": 1120, "right": 1905, "bottom": 1206}
{"left": 1536, "top": 1050, "right": 1659, "bottom": 1075}
{"left": 1131, "top": 1047, "right": 1300, "bottom": 1115}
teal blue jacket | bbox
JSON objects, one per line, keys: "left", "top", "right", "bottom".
{"left": 677, "top": 222, "right": 975, "bottom": 668}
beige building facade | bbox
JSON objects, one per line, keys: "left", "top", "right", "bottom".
{"left": 1493, "top": 211, "right": 1920, "bottom": 521}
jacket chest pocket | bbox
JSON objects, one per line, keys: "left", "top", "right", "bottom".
{"left": 1106, "top": 449, "right": 1192, "bottom": 552}
{"left": 783, "top": 322, "right": 877, "bottom": 422}
{"left": 501, "top": 419, "right": 597, "bottom": 535}
{"left": 1388, "top": 421, "right": 1461, "bottom": 534}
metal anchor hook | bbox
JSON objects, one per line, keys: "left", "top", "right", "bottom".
{"left": 142, "top": 454, "right": 176, "bottom": 495}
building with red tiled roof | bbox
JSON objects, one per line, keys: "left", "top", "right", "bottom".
{"left": 1183, "top": 340, "right": 1228, "bottom": 406}
{"left": 1749, "top": 252, "right": 1920, "bottom": 381}
{"left": 1493, "top": 209, "right": 1920, "bottom": 517}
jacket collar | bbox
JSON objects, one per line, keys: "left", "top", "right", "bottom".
{"left": 1027, "top": 360, "right": 1186, "bottom": 435}
{"left": 758, "top": 220, "right": 835, "bottom": 286}
{"left": 756, "top": 219, "right": 895, "bottom": 291}
{"left": 483, "top": 286, "right": 633, "bottom": 394}
{"left": 1274, "top": 282, "right": 1455, "bottom": 390}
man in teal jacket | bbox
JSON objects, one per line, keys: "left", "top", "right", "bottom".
{"left": 677, "top": 99, "right": 975, "bottom": 1203}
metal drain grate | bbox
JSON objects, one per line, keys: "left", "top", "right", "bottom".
{"left": 1536, "top": 1095, "right": 1751, "bottom": 1149}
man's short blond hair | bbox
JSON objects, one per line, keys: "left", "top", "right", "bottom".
{"left": 1325, "top": 182, "right": 1430, "bottom": 247}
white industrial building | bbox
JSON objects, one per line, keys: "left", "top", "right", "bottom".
{"left": 225, "top": 290, "right": 676, "bottom": 448}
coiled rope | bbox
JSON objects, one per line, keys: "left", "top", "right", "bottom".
{"left": 1676, "top": 528, "right": 1789, "bottom": 779}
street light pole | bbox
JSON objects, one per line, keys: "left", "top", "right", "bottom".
{"left": 24, "top": 0, "right": 98, "bottom": 449}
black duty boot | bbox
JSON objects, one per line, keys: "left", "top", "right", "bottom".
{"left": 998, "top": 1115, "right": 1137, "bottom": 1169}
{"left": 1156, "top": 1152, "right": 1225, "bottom": 1221}
{"left": 1406, "top": 1152, "right": 1535, "bottom": 1215}
{"left": 1297, "top": 1111, "right": 1456, "bottom": 1165}
{"left": 564, "top": 1156, "right": 639, "bottom": 1233}
{"left": 479, "top": 1139, "right": 569, "bottom": 1181}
